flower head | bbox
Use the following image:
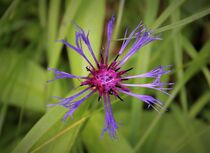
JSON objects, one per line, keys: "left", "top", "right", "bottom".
{"left": 48, "top": 16, "right": 173, "bottom": 139}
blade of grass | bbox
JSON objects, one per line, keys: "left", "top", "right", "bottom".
{"left": 150, "top": 32, "right": 173, "bottom": 64}
{"left": 12, "top": 106, "right": 66, "bottom": 153}
{"left": 82, "top": 114, "right": 135, "bottom": 153}
{"left": 154, "top": 7, "right": 210, "bottom": 33}
{"left": 171, "top": 9, "right": 188, "bottom": 114}
{"left": 171, "top": 105, "right": 205, "bottom": 153}
{"left": 67, "top": 0, "right": 105, "bottom": 77}
{"left": 30, "top": 117, "right": 86, "bottom": 153}
{"left": 1, "top": 0, "right": 20, "bottom": 20}
{"left": 116, "top": 7, "right": 210, "bottom": 42}
{"left": 47, "top": 0, "right": 82, "bottom": 68}
{"left": 189, "top": 91, "right": 210, "bottom": 118}
{"left": 12, "top": 91, "right": 126, "bottom": 153}
{"left": 46, "top": 0, "right": 82, "bottom": 111}
{"left": 113, "top": 0, "right": 125, "bottom": 39}
{"left": 0, "top": 51, "right": 20, "bottom": 135}
{"left": 38, "top": 0, "right": 47, "bottom": 28}
{"left": 173, "top": 126, "right": 210, "bottom": 153}
{"left": 129, "top": 0, "right": 159, "bottom": 145}
{"left": 16, "top": 54, "right": 40, "bottom": 137}
{"left": 47, "top": 0, "right": 61, "bottom": 62}
{"left": 169, "top": 125, "right": 210, "bottom": 153}
{"left": 110, "top": 0, "right": 125, "bottom": 54}
{"left": 152, "top": 0, "right": 186, "bottom": 29}
{"left": 0, "top": 104, "right": 8, "bottom": 135}
{"left": 181, "top": 35, "right": 210, "bottom": 88}
{"left": 134, "top": 40, "right": 210, "bottom": 152}
{"left": 29, "top": 98, "right": 89, "bottom": 153}
{"left": 12, "top": 1, "right": 105, "bottom": 149}
{"left": 115, "top": 0, "right": 187, "bottom": 41}
{"left": 0, "top": 49, "right": 46, "bottom": 112}
{"left": 43, "top": 0, "right": 105, "bottom": 152}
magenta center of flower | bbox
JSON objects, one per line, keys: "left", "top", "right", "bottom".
{"left": 90, "top": 68, "right": 120, "bottom": 94}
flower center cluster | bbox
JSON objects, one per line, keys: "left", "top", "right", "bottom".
{"left": 90, "top": 68, "right": 120, "bottom": 94}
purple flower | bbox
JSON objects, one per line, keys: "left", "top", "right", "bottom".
{"left": 48, "top": 16, "right": 173, "bottom": 139}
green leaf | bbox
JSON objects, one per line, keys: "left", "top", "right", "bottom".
{"left": 181, "top": 35, "right": 210, "bottom": 88}
{"left": 82, "top": 113, "right": 135, "bottom": 153}
{"left": 12, "top": 106, "right": 65, "bottom": 153}
{"left": 152, "top": 0, "right": 186, "bottom": 29}
{"left": 155, "top": 7, "right": 210, "bottom": 33}
{"left": 0, "top": 51, "right": 47, "bottom": 112}
{"left": 12, "top": 0, "right": 105, "bottom": 152}
{"left": 189, "top": 92, "right": 210, "bottom": 118}
{"left": 67, "top": 0, "right": 105, "bottom": 77}
{"left": 134, "top": 39, "right": 210, "bottom": 152}
{"left": 129, "top": 0, "right": 159, "bottom": 145}
{"left": 47, "top": 0, "right": 82, "bottom": 68}
{"left": 171, "top": 9, "right": 188, "bottom": 113}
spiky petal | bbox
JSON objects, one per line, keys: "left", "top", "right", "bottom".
{"left": 101, "top": 95, "right": 118, "bottom": 138}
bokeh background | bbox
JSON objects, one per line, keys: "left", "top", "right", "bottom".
{"left": 0, "top": 0, "right": 210, "bottom": 153}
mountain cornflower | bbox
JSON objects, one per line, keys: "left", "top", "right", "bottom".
{"left": 48, "top": 16, "right": 173, "bottom": 138}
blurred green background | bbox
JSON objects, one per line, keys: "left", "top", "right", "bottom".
{"left": 0, "top": 0, "right": 210, "bottom": 153}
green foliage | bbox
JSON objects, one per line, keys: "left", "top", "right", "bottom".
{"left": 0, "top": 0, "right": 210, "bottom": 153}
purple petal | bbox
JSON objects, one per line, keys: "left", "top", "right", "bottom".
{"left": 48, "top": 87, "right": 91, "bottom": 107}
{"left": 123, "top": 65, "right": 172, "bottom": 79}
{"left": 122, "top": 81, "right": 173, "bottom": 96}
{"left": 118, "top": 22, "right": 142, "bottom": 55}
{"left": 57, "top": 39, "right": 84, "bottom": 56}
{"left": 63, "top": 90, "right": 95, "bottom": 121}
{"left": 118, "top": 89, "right": 164, "bottom": 111}
{"left": 58, "top": 39, "right": 95, "bottom": 69}
{"left": 48, "top": 68, "right": 87, "bottom": 82}
{"left": 117, "top": 28, "right": 160, "bottom": 67}
{"left": 105, "top": 16, "right": 115, "bottom": 64}
{"left": 101, "top": 95, "right": 118, "bottom": 139}
{"left": 74, "top": 24, "right": 99, "bottom": 65}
